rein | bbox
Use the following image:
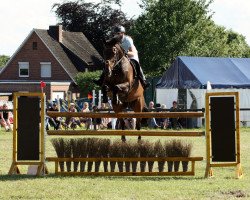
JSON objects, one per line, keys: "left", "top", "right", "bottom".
{"left": 104, "top": 44, "right": 126, "bottom": 70}
{"left": 112, "top": 55, "right": 124, "bottom": 70}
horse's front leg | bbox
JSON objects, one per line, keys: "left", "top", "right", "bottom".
{"left": 136, "top": 118, "right": 142, "bottom": 141}
{"left": 112, "top": 82, "right": 130, "bottom": 105}
{"left": 112, "top": 91, "right": 119, "bottom": 105}
{"left": 119, "top": 119, "right": 126, "bottom": 142}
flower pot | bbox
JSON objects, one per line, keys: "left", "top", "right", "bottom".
{"left": 158, "top": 161, "right": 165, "bottom": 172}
{"left": 140, "top": 161, "right": 146, "bottom": 172}
{"left": 167, "top": 161, "right": 173, "bottom": 172}
{"left": 59, "top": 161, "right": 65, "bottom": 172}
{"left": 80, "top": 162, "right": 86, "bottom": 172}
{"left": 147, "top": 161, "right": 154, "bottom": 172}
{"left": 125, "top": 162, "right": 130, "bottom": 172}
{"left": 174, "top": 161, "right": 180, "bottom": 172}
{"left": 110, "top": 161, "right": 116, "bottom": 172}
{"left": 118, "top": 162, "right": 123, "bottom": 172}
{"left": 182, "top": 161, "right": 189, "bottom": 172}
{"left": 95, "top": 161, "right": 101, "bottom": 172}
{"left": 88, "top": 161, "right": 93, "bottom": 172}
{"left": 103, "top": 161, "right": 108, "bottom": 172}
{"left": 132, "top": 161, "right": 138, "bottom": 173}
{"left": 73, "top": 162, "right": 79, "bottom": 172}
{"left": 66, "top": 161, "right": 71, "bottom": 172}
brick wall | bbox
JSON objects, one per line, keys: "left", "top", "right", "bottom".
{"left": 0, "top": 31, "right": 75, "bottom": 100}
{"left": 0, "top": 31, "right": 71, "bottom": 81}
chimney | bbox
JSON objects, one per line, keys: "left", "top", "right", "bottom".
{"left": 48, "top": 25, "right": 62, "bottom": 43}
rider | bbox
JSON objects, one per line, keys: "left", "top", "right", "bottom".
{"left": 93, "top": 25, "right": 150, "bottom": 103}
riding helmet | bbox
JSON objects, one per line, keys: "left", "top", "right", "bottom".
{"left": 112, "top": 25, "right": 126, "bottom": 34}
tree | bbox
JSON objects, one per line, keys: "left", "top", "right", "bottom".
{"left": 0, "top": 55, "right": 10, "bottom": 67}
{"left": 53, "top": 0, "right": 133, "bottom": 55}
{"left": 75, "top": 71, "right": 102, "bottom": 96}
{"left": 130, "top": 0, "right": 250, "bottom": 76}
{"left": 130, "top": 0, "right": 213, "bottom": 76}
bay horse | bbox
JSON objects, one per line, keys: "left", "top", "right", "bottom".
{"left": 102, "top": 36, "right": 145, "bottom": 141}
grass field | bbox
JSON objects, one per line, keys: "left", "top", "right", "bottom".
{"left": 0, "top": 128, "right": 249, "bottom": 200}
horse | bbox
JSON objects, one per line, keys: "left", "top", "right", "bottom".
{"left": 102, "top": 36, "right": 145, "bottom": 141}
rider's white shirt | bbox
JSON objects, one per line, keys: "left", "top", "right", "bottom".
{"left": 121, "top": 35, "right": 139, "bottom": 62}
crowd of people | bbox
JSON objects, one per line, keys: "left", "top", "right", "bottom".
{"left": 147, "top": 100, "right": 182, "bottom": 130}
{"left": 45, "top": 100, "right": 182, "bottom": 131}
{"left": 45, "top": 101, "right": 112, "bottom": 130}
{"left": 0, "top": 99, "right": 182, "bottom": 132}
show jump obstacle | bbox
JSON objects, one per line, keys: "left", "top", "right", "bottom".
{"left": 205, "top": 92, "right": 243, "bottom": 178}
{"left": 8, "top": 92, "right": 47, "bottom": 175}
{"left": 46, "top": 110, "right": 204, "bottom": 176}
{"left": 8, "top": 92, "right": 243, "bottom": 178}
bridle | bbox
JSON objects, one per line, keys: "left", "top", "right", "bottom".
{"left": 104, "top": 44, "right": 125, "bottom": 76}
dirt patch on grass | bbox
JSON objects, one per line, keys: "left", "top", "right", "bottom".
{"left": 221, "top": 190, "right": 248, "bottom": 198}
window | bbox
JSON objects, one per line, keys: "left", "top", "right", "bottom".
{"left": 19, "top": 62, "right": 29, "bottom": 77}
{"left": 32, "top": 42, "right": 37, "bottom": 50}
{"left": 40, "top": 62, "right": 51, "bottom": 77}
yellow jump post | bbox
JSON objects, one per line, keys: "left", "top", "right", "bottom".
{"left": 205, "top": 92, "right": 243, "bottom": 179}
{"left": 8, "top": 92, "right": 47, "bottom": 176}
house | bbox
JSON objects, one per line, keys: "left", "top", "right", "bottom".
{"left": 0, "top": 25, "right": 103, "bottom": 101}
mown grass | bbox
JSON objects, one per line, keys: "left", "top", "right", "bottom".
{"left": 0, "top": 128, "right": 249, "bottom": 199}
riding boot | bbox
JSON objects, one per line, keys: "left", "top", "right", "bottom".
{"left": 136, "top": 64, "right": 151, "bottom": 89}
{"left": 93, "top": 71, "right": 105, "bottom": 86}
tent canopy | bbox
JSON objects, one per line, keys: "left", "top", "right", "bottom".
{"left": 156, "top": 56, "right": 250, "bottom": 89}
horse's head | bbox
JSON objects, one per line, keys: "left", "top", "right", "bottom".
{"left": 103, "top": 35, "right": 125, "bottom": 78}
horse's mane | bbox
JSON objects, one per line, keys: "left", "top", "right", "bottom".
{"left": 105, "top": 35, "right": 122, "bottom": 47}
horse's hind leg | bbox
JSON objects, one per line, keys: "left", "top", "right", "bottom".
{"left": 133, "top": 98, "right": 145, "bottom": 141}
{"left": 113, "top": 104, "right": 127, "bottom": 142}
{"left": 136, "top": 119, "right": 142, "bottom": 141}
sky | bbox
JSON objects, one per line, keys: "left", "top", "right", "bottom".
{"left": 0, "top": 0, "right": 250, "bottom": 56}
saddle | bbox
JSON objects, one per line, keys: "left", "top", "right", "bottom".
{"left": 129, "top": 59, "right": 138, "bottom": 79}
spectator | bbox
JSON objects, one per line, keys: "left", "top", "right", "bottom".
{"left": 99, "top": 103, "right": 110, "bottom": 129}
{"left": 147, "top": 101, "right": 160, "bottom": 128}
{"left": 65, "top": 103, "right": 81, "bottom": 129}
{"left": 108, "top": 100, "right": 117, "bottom": 130}
{"left": 0, "top": 104, "right": 12, "bottom": 131}
{"left": 80, "top": 102, "right": 92, "bottom": 129}
{"left": 158, "top": 104, "right": 169, "bottom": 129}
{"left": 124, "top": 118, "right": 136, "bottom": 129}
{"left": 169, "top": 101, "right": 182, "bottom": 129}
{"left": 47, "top": 103, "right": 61, "bottom": 130}
{"left": 92, "top": 105, "right": 101, "bottom": 130}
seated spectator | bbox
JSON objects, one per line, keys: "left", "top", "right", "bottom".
{"left": 92, "top": 105, "right": 101, "bottom": 130}
{"left": 107, "top": 99, "right": 117, "bottom": 130}
{"left": 157, "top": 104, "right": 169, "bottom": 129}
{"left": 169, "top": 101, "right": 182, "bottom": 129}
{"left": 47, "top": 103, "right": 61, "bottom": 130}
{"left": 99, "top": 103, "right": 110, "bottom": 129}
{"left": 147, "top": 101, "right": 160, "bottom": 128}
{"left": 124, "top": 118, "right": 136, "bottom": 129}
{"left": 65, "top": 103, "right": 81, "bottom": 129}
{"left": 0, "top": 104, "right": 12, "bottom": 131}
{"left": 80, "top": 102, "right": 92, "bottom": 129}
